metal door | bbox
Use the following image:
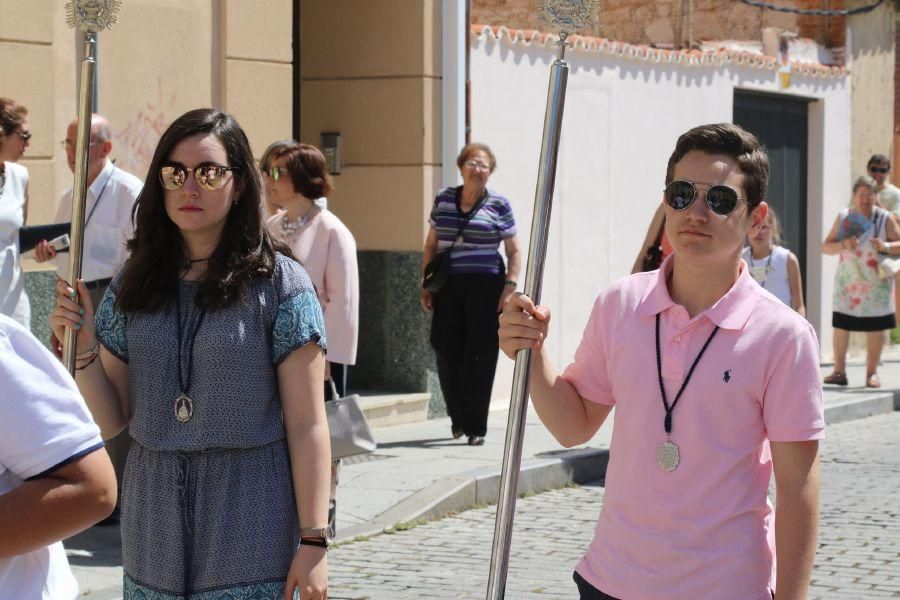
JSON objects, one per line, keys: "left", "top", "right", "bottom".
{"left": 733, "top": 90, "right": 809, "bottom": 284}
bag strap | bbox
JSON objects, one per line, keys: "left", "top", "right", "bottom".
{"left": 651, "top": 216, "right": 665, "bottom": 248}
{"left": 449, "top": 187, "right": 487, "bottom": 249}
{"left": 328, "top": 377, "right": 340, "bottom": 401}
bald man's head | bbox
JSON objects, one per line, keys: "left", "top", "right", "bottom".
{"left": 64, "top": 113, "right": 113, "bottom": 181}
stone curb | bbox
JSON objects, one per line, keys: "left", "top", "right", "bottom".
{"left": 335, "top": 392, "right": 898, "bottom": 545}
{"left": 335, "top": 447, "right": 609, "bottom": 544}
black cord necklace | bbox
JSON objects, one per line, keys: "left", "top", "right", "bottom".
{"left": 654, "top": 313, "right": 720, "bottom": 471}
{"left": 185, "top": 256, "right": 212, "bottom": 264}
{"left": 173, "top": 286, "right": 208, "bottom": 423}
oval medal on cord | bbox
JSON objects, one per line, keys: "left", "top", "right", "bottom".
{"left": 174, "top": 285, "right": 207, "bottom": 423}
{"left": 655, "top": 313, "right": 719, "bottom": 472}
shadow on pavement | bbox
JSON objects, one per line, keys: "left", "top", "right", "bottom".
{"left": 65, "top": 523, "right": 122, "bottom": 567}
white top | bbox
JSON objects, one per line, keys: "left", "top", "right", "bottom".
{"left": 50, "top": 161, "right": 142, "bottom": 282}
{"left": 0, "top": 314, "right": 104, "bottom": 600}
{"left": 878, "top": 183, "right": 900, "bottom": 214}
{"left": 0, "top": 161, "right": 30, "bottom": 328}
{"left": 742, "top": 245, "right": 793, "bottom": 308}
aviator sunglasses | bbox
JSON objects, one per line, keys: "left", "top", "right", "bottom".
{"left": 664, "top": 180, "right": 747, "bottom": 216}
{"left": 159, "top": 162, "right": 240, "bottom": 192}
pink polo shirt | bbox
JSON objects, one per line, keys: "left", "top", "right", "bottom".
{"left": 563, "top": 256, "right": 824, "bottom": 600}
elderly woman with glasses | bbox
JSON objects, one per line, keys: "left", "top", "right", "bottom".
{"left": 0, "top": 97, "right": 31, "bottom": 328}
{"left": 420, "top": 142, "right": 521, "bottom": 446}
{"left": 51, "top": 109, "right": 331, "bottom": 599}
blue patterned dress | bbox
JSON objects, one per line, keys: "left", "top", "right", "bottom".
{"left": 95, "top": 254, "right": 326, "bottom": 599}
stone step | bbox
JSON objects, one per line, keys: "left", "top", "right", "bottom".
{"left": 355, "top": 392, "right": 431, "bottom": 429}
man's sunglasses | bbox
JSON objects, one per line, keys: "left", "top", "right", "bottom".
{"left": 870, "top": 166, "right": 890, "bottom": 174}
{"left": 15, "top": 130, "right": 31, "bottom": 142}
{"left": 664, "top": 180, "right": 747, "bottom": 216}
{"left": 263, "top": 166, "right": 289, "bottom": 182}
{"left": 159, "top": 162, "right": 240, "bottom": 192}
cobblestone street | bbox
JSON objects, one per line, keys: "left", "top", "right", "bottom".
{"left": 328, "top": 412, "right": 900, "bottom": 599}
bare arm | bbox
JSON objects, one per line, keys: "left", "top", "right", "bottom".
{"left": 419, "top": 226, "right": 439, "bottom": 311}
{"left": 772, "top": 440, "right": 820, "bottom": 600}
{"left": 499, "top": 293, "right": 612, "bottom": 447}
{"left": 786, "top": 252, "right": 806, "bottom": 317}
{"left": 821, "top": 214, "right": 853, "bottom": 255}
{"left": 631, "top": 203, "right": 665, "bottom": 274}
{"left": 51, "top": 278, "right": 131, "bottom": 439}
{"left": 279, "top": 342, "right": 330, "bottom": 599}
{"left": 0, "top": 449, "right": 116, "bottom": 557}
{"left": 498, "top": 235, "right": 522, "bottom": 311}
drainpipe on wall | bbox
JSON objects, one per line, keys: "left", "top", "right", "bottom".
{"left": 442, "top": 0, "right": 467, "bottom": 188}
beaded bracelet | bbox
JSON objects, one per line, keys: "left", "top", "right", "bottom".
{"left": 76, "top": 340, "right": 100, "bottom": 359}
{"left": 75, "top": 351, "right": 99, "bottom": 371}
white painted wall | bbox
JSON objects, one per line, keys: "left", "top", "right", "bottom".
{"left": 469, "top": 31, "right": 851, "bottom": 404}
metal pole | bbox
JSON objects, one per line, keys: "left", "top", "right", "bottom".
{"left": 485, "top": 34, "right": 570, "bottom": 599}
{"left": 62, "top": 32, "right": 97, "bottom": 374}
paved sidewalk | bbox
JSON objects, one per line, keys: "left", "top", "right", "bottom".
{"left": 70, "top": 356, "right": 900, "bottom": 598}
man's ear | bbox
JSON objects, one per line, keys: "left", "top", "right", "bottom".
{"left": 750, "top": 201, "right": 768, "bottom": 228}
{"left": 100, "top": 140, "right": 113, "bottom": 159}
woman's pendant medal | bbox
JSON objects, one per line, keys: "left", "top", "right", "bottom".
{"left": 654, "top": 313, "right": 719, "bottom": 472}
{"left": 174, "top": 286, "right": 207, "bottom": 423}
{"left": 175, "top": 394, "right": 193, "bottom": 422}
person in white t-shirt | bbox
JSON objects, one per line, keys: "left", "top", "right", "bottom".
{"left": 742, "top": 208, "right": 805, "bottom": 316}
{"left": 0, "top": 313, "right": 116, "bottom": 599}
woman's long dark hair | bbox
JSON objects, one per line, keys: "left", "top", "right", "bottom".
{"left": 117, "top": 108, "right": 289, "bottom": 312}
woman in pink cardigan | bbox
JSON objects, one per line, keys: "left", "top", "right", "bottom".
{"left": 264, "top": 141, "right": 359, "bottom": 532}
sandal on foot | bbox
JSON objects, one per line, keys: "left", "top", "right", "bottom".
{"left": 823, "top": 372, "right": 848, "bottom": 386}
{"left": 866, "top": 373, "right": 881, "bottom": 388}
{"left": 467, "top": 436, "right": 485, "bottom": 446}
{"left": 451, "top": 427, "right": 464, "bottom": 440}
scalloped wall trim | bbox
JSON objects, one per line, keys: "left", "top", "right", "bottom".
{"left": 472, "top": 24, "right": 847, "bottom": 79}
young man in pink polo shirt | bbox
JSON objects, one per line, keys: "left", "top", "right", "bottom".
{"left": 499, "top": 123, "right": 823, "bottom": 600}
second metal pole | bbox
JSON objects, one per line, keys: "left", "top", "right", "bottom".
{"left": 486, "top": 35, "right": 570, "bottom": 599}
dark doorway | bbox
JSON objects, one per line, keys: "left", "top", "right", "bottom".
{"left": 733, "top": 90, "right": 810, "bottom": 287}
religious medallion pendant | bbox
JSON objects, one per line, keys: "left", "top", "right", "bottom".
{"left": 657, "top": 439, "right": 680, "bottom": 472}
{"left": 175, "top": 394, "right": 193, "bottom": 423}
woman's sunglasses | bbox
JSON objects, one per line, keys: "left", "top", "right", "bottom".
{"left": 263, "top": 166, "right": 289, "bottom": 182}
{"left": 664, "top": 180, "right": 746, "bottom": 216}
{"left": 160, "top": 162, "right": 240, "bottom": 191}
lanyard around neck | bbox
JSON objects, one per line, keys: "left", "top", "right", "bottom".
{"left": 654, "top": 313, "right": 720, "bottom": 435}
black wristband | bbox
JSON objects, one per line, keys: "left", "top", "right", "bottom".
{"left": 299, "top": 538, "right": 328, "bottom": 549}
{"left": 504, "top": 279, "right": 517, "bottom": 288}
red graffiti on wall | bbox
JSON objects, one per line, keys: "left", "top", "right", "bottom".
{"left": 113, "top": 78, "right": 174, "bottom": 178}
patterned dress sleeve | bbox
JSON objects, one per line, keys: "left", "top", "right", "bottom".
{"left": 272, "top": 288, "right": 327, "bottom": 366}
{"left": 94, "top": 286, "right": 128, "bottom": 363}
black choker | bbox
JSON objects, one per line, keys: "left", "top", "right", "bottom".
{"left": 186, "top": 256, "right": 212, "bottom": 264}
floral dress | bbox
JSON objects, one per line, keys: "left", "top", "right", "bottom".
{"left": 95, "top": 254, "right": 326, "bottom": 599}
{"left": 832, "top": 207, "right": 896, "bottom": 331}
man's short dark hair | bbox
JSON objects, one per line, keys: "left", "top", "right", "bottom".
{"left": 665, "top": 123, "right": 770, "bottom": 208}
{"left": 867, "top": 154, "right": 890, "bottom": 169}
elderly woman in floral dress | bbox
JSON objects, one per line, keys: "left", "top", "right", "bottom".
{"left": 822, "top": 175, "right": 900, "bottom": 388}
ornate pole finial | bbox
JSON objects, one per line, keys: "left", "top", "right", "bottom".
{"left": 66, "top": 0, "right": 122, "bottom": 33}
{"left": 537, "top": 0, "right": 599, "bottom": 35}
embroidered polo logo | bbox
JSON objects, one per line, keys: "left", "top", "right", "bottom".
{"left": 723, "top": 369, "right": 732, "bottom": 383}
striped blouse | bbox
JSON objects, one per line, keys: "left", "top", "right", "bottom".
{"left": 429, "top": 186, "right": 517, "bottom": 274}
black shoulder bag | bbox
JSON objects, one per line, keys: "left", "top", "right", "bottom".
{"left": 422, "top": 190, "right": 485, "bottom": 293}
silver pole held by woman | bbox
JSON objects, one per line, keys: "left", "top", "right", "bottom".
{"left": 486, "top": 2, "right": 597, "bottom": 598}
{"left": 62, "top": 1, "right": 121, "bottom": 374}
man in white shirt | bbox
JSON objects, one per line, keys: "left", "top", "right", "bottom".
{"left": 35, "top": 113, "right": 142, "bottom": 308}
{"left": 867, "top": 154, "right": 900, "bottom": 325}
{"left": 35, "top": 114, "right": 141, "bottom": 520}
{"left": 0, "top": 313, "right": 116, "bottom": 599}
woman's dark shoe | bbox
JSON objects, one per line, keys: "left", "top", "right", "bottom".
{"left": 823, "top": 371, "right": 848, "bottom": 386}
{"left": 467, "top": 436, "right": 485, "bottom": 446}
{"left": 451, "top": 427, "right": 464, "bottom": 439}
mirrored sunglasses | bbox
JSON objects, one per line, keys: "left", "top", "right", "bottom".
{"left": 264, "top": 166, "right": 288, "bottom": 182}
{"left": 664, "top": 180, "right": 746, "bottom": 216}
{"left": 160, "top": 162, "right": 240, "bottom": 192}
